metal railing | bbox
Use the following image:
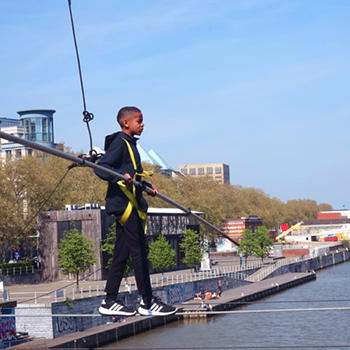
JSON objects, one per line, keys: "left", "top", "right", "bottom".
{"left": 7, "top": 263, "right": 263, "bottom": 304}
{"left": 0, "top": 265, "right": 35, "bottom": 276}
{"left": 245, "top": 256, "right": 306, "bottom": 282}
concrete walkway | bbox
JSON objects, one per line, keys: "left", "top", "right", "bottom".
{"left": 6, "top": 257, "right": 264, "bottom": 304}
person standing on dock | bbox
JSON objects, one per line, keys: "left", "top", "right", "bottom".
{"left": 95, "top": 106, "right": 177, "bottom": 317}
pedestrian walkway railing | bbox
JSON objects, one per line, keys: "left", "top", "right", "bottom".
{"left": 7, "top": 262, "right": 262, "bottom": 304}
{"left": 6, "top": 258, "right": 310, "bottom": 303}
{"left": 245, "top": 256, "right": 307, "bottom": 282}
{"left": 0, "top": 265, "right": 36, "bottom": 276}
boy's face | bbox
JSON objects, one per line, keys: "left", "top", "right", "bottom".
{"left": 123, "top": 112, "right": 144, "bottom": 137}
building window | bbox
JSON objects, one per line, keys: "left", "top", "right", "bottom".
{"left": 206, "top": 167, "right": 213, "bottom": 175}
{"left": 198, "top": 167, "right": 204, "bottom": 175}
{"left": 16, "top": 150, "right": 22, "bottom": 159}
{"left": 5, "top": 150, "right": 11, "bottom": 158}
{"left": 181, "top": 168, "right": 187, "bottom": 175}
{"left": 27, "top": 149, "right": 33, "bottom": 156}
{"left": 189, "top": 168, "right": 196, "bottom": 175}
{"left": 215, "top": 167, "right": 222, "bottom": 174}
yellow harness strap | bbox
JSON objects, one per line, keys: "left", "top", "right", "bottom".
{"left": 117, "top": 138, "right": 153, "bottom": 231}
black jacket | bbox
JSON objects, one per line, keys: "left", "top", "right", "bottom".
{"left": 94, "top": 131, "right": 150, "bottom": 216}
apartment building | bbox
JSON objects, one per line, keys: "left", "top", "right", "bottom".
{"left": 0, "top": 109, "right": 57, "bottom": 161}
{"left": 179, "top": 163, "right": 230, "bottom": 184}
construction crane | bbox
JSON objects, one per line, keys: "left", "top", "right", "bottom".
{"left": 275, "top": 222, "right": 302, "bottom": 243}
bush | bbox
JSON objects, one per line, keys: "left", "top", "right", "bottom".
{"left": 0, "top": 261, "right": 33, "bottom": 275}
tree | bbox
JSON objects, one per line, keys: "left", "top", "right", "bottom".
{"left": 148, "top": 235, "right": 176, "bottom": 275}
{"left": 58, "top": 228, "right": 97, "bottom": 288}
{"left": 101, "top": 223, "right": 117, "bottom": 268}
{"left": 253, "top": 226, "right": 274, "bottom": 264}
{"left": 237, "top": 228, "right": 257, "bottom": 265}
{"left": 101, "top": 222, "right": 134, "bottom": 282}
{"left": 179, "top": 229, "right": 203, "bottom": 272}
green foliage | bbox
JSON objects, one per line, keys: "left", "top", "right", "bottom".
{"left": 0, "top": 261, "right": 34, "bottom": 276}
{"left": 0, "top": 152, "right": 334, "bottom": 264}
{"left": 101, "top": 223, "right": 117, "bottom": 268}
{"left": 341, "top": 240, "right": 350, "bottom": 250}
{"left": 254, "top": 226, "right": 274, "bottom": 263}
{"left": 0, "top": 150, "right": 107, "bottom": 262}
{"left": 144, "top": 162, "right": 333, "bottom": 237}
{"left": 237, "top": 226, "right": 274, "bottom": 264}
{"left": 58, "top": 228, "right": 97, "bottom": 287}
{"left": 148, "top": 235, "right": 176, "bottom": 274}
{"left": 0, "top": 261, "right": 32, "bottom": 269}
{"left": 101, "top": 222, "right": 134, "bottom": 276}
{"left": 237, "top": 229, "right": 257, "bottom": 264}
{"left": 65, "top": 297, "right": 76, "bottom": 309}
{"left": 179, "top": 229, "right": 203, "bottom": 272}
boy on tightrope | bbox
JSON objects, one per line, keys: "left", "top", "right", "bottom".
{"left": 95, "top": 106, "right": 177, "bottom": 317}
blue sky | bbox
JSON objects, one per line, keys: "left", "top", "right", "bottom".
{"left": 1, "top": 0, "right": 349, "bottom": 208}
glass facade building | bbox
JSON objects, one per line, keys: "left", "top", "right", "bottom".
{"left": 18, "top": 109, "right": 55, "bottom": 146}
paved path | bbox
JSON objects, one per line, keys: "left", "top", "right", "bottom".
{"left": 6, "top": 258, "right": 265, "bottom": 304}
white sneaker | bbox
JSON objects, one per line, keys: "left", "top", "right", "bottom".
{"left": 138, "top": 296, "right": 177, "bottom": 316}
{"left": 99, "top": 300, "right": 136, "bottom": 316}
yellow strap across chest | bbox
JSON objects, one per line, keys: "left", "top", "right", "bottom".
{"left": 117, "top": 138, "right": 152, "bottom": 230}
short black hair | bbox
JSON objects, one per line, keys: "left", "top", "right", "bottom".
{"left": 116, "top": 106, "right": 141, "bottom": 127}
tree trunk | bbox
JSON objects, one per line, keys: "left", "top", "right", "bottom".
{"left": 0, "top": 239, "right": 6, "bottom": 263}
{"left": 76, "top": 273, "right": 79, "bottom": 289}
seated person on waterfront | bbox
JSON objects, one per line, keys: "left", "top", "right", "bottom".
{"left": 194, "top": 292, "right": 202, "bottom": 300}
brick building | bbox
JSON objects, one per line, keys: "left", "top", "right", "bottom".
{"left": 221, "top": 216, "right": 263, "bottom": 241}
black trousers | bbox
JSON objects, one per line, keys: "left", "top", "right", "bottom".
{"left": 105, "top": 208, "right": 152, "bottom": 302}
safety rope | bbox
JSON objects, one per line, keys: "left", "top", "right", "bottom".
{"left": 5, "top": 306, "right": 350, "bottom": 316}
{"left": 67, "top": 0, "right": 95, "bottom": 155}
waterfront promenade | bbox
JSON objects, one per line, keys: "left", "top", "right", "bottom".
{"left": 9, "top": 248, "right": 350, "bottom": 349}
{"left": 6, "top": 257, "right": 263, "bottom": 304}
{"left": 11, "top": 272, "right": 315, "bottom": 349}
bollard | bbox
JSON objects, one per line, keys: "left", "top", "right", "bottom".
{"left": 72, "top": 288, "right": 75, "bottom": 300}
{"left": 80, "top": 287, "right": 83, "bottom": 299}
{"left": 97, "top": 285, "right": 99, "bottom": 296}
{"left": 156, "top": 277, "right": 158, "bottom": 287}
{"left": 89, "top": 286, "right": 91, "bottom": 298}
{"left": 64, "top": 290, "right": 66, "bottom": 300}
{"left": 35, "top": 292, "right": 37, "bottom": 304}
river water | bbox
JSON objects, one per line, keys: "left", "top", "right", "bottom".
{"left": 102, "top": 261, "right": 350, "bottom": 350}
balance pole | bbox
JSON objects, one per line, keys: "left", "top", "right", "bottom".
{"left": 0, "top": 130, "right": 239, "bottom": 246}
